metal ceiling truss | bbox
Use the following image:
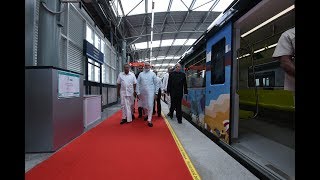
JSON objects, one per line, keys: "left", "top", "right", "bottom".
{"left": 158, "top": 0, "right": 220, "bottom": 70}
{"left": 156, "top": 0, "right": 197, "bottom": 70}
{"left": 85, "top": 0, "right": 223, "bottom": 71}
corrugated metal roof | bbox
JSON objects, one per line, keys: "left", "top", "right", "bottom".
{"left": 84, "top": 0, "right": 234, "bottom": 75}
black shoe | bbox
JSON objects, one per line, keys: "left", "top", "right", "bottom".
{"left": 148, "top": 122, "right": 153, "bottom": 127}
{"left": 178, "top": 120, "right": 182, "bottom": 124}
{"left": 138, "top": 107, "right": 143, "bottom": 118}
{"left": 132, "top": 114, "right": 135, "bottom": 120}
{"left": 120, "top": 119, "right": 127, "bottom": 124}
{"left": 144, "top": 116, "right": 148, "bottom": 121}
{"left": 167, "top": 113, "right": 173, "bottom": 119}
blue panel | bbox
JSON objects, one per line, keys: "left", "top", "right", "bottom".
{"left": 205, "top": 22, "right": 232, "bottom": 106}
{"left": 83, "top": 40, "right": 104, "bottom": 64}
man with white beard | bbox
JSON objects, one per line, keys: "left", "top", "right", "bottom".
{"left": 136, "top": 62, "right": 159, "bottom": 127}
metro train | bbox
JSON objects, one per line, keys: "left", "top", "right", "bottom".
{"left": 177, "top": 0, "right": 295, "bottom": 179}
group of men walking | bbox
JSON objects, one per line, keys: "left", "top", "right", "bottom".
{"left": 117, "top": 62, "right": 188, "bottom": 127}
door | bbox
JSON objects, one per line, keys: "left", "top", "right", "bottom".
{"left": 204, "top": 22, "right": 232, "bottom": 144}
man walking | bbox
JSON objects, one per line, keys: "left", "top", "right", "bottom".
{"left": 153, "top": 70, "right": 163, "bottom": 117}
{"left": 136, "top": 62, "right": 159, "bottom": 127}
{"left": 117, "top": 64, "right": 137, "bottom": 124}
{"left": 167, "top": 63, "right": 188, "bottom": 124}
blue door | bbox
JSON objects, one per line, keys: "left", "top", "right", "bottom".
{"left": 204, "top": 22, "right": 232, "bottom": 144}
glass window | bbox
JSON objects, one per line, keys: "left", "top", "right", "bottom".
{"left": 94, "top": 34, "right": 100, "bottom": 49}
{"left": 94, "top": 65, "right": 100, "bottom": 82}
{"left": 211, "top": 38, "right": 225, "bottom": 85}
{"left": 86, "top": 25, "right": 93, "bottom": 44}
{"left": 255, "top": 79, "right": 260, "bottom": 86}
{"left": 88, "top": 63, "right": 94, "bottom": 81}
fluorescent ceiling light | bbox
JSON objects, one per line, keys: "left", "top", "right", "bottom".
{"left": 153, "top": 63, "right": 176, "bottom": 66}
{"left": 241, "top": 5, "right": 295, "bottom": 38}
{"left": 237, "top": 43, "right": 277, "bottom": 59}
{"left": 133, "top": 39, "right": 197, "bottom": 50}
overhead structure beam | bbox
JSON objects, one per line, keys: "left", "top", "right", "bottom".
{"left": 196, "top": 0, "right": 220, "bottom": 31}
{"left": 192, "top": 0, "right": 215, "bottom": 11}
{"left": 125, "top": 30, "right": 203, "bottom": 40}
{"left": 158, "top": 1, "right": 195, "bottom": 70}
{"left": 125, "top": 0, "right": 144, "bottom": 16}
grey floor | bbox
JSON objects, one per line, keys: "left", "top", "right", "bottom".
{"left": 232, "top": 118, "right": 295, "bottom": 180}
{"left": 25, "top": 102, "right": 258, "bottom": 180}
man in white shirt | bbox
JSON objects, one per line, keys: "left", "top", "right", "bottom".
{"left": 273, "top": 27, "right": 295, "bottom": 92}
{"left": 153, "top": 71, "right": 163, "bottom": 117}
{"left": 162, "top": 67, "right": 173, "bottom": 110}
{"left": 136, "top": 62, "right": 159, "bottom": 127}
{"left": 117, "top": 64, "right": 137, "bottom": 124}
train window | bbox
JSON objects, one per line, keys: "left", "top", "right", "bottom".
{"left": 248, "top": 61, "right": 284, "bottom": 88}
{"left": 211, "top": 38, "right": 225, "bottom": 85}
{"left": 255, "top": 79, "right": 260, "bottom": 86}
{"left": 185, "top": 58, "right": 206, "bottom": 88}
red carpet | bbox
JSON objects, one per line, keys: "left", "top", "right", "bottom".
{"left": 25, "top": 110, "right": 194, "bottom": 180}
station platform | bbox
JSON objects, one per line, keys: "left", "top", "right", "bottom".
{"left": 25, "top": 101, "right": 258, "bottom": 180}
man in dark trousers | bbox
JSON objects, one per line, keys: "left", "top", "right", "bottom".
{"left": 167, "top": 63, "right": 188, "bottom": 124}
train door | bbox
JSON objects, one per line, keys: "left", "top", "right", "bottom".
{"left": 204, "top": 22, "right": 232, "bottom": 144}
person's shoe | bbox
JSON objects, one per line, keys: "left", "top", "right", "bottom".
{"left": 178, "top": 120, "right": 182, "bottom": 124}
{"left": 138, "top": 107, "right": 143, "bottom": 118}
{"left": 167, "top": 113, "right": 173, "bottom": 119}
{"left": 120, "top": 119, "right": 127, "bottom": 124}
{"left": 132, "top": 114, "right": 135, "bottom": 120}
{"left": 148, "top": 122, "right": 153, "bottom": 127}
{"left": 144, "top": 116, "right": 148, "bottom": 121}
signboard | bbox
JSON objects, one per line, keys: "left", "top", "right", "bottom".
{"left": 83, "top": 39, "right": 104, "bottom": 64}
{"left": 58, "top": 70, "right": 80, "bottom": 98}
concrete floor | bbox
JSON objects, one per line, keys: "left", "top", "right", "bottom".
{"left": 25, "top": 102, "right": 258, "bottom": 180}
{"left": 232, "top": 118, "right": 295, "bottom": 180}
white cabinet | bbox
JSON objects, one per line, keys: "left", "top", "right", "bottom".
{"left": 83, "top": 95, "right": 101, "bottom": 128}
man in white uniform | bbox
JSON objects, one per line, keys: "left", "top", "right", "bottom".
{"left": 153, "top": 71, "right": 163, "bottom": 117}
{"left": 136, "top": 62, "right": 159, "bottom": 127}
{"left": 273, "top": 27, "right": 295, "bottom": 105}
{"left": 162, "top": 67, "right": 173, "bottom": 110}
{"left": 117, "top": 64, "right": 137, "bottom": 124}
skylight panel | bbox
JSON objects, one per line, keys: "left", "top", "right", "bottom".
{"left": 193, "top": 0, "right": 214, "bottom": 11}
{"left": 212, "top": 0, "right": 234, "bottom": 12}
{"left": 170, "top": 0, "right": 189, "bottom": 11}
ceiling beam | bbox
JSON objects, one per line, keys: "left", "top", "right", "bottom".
{"left": 125, "top": 30, "right": 203, "bottom": 40}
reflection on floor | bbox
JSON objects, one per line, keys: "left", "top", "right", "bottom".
{"left": 232, "top": 118, "right": 295, "bottom": 180}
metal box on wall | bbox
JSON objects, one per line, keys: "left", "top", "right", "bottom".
{"left": 25, "top": 67, "right": 84, "bottom": 152}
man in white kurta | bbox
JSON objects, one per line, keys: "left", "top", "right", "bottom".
{"left": 117, "top": 64, "right": 137, "bottom": 124}
{"left": 153, "top": 71, "right": 163, "bottom": 117}
{"left": 162, "top": 67, "right": 173, "bottom": 111}
{"left": 136, "top": 62, "right": 159, "bottom": 127}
